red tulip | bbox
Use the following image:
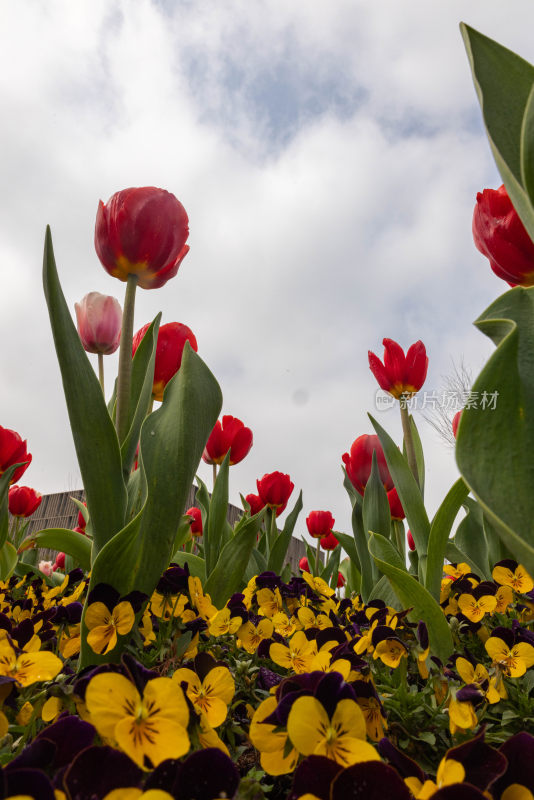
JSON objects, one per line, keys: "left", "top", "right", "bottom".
{"left": 407, "top": 530, "right": 416, "bottom": 551}
{"left": 132, "top": 321, "right": 198, "bottom": 402}
{"left": 320, "top": 531, "right": 339, "bottom": 551}
{"left": 0, "top": 426, "right": 32, "bottom": 484}
{"left": 73, "top": 526, "right": 87, "bottom": 536}
{"left": 185, "top": 506, "right": 203, "bottom": 536}
{"left": 256, "top": 472, "right": 294, "bottom": 515}
{"left": 473, "top": 184, "right": 534, "bottom": 287}
{"left": 342, "top": 434, "right": 393, "bottom": 496}
{"left": 54, "top": 552, "right": 65, "bottom": 571}
{"left": 387, "top": 488, "right": 405, "bottom": 521}
{"left": 452, "top": 410, "right": 462, "bottom": 439}
{"left": 368, "top": 339, "right": 428, "bottom": 399}
{"left": 8, "top": 486, "right": 42, "bottom": 518}
{"left": 202, "top": 415, "right": 253, "bottom": 466}
{"left": 74, "top": 292, "right": 122, "bottom": 355}
{"left": 95, "top": 187, "right": 189, "bottom": 290}
{"left": 245, "top": 493, "right": 265, "bottom": 516}
{"left": 299, "top": 556, "right": 310, "bottom": 573}
{"left": 77, "top": 503, "right": 87, "bottom": 530}
{"left": 337, "top": 572, "right": 346, "bottom": 588}
{"left": 306, "top": 510, "right": 335, "bottom": 540}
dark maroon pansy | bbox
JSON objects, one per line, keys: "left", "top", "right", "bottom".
{"left": 445, "top": 726, "right": 507, "bottom": 792}
{"left": 331, "top": 760, "right": 412, "bottom": 800}
{"left": 147, "top": 749, "right": 239, "bottom": 800}
{"left": 2, "top": 767, "right": 56, "bottom": 800}
{"left": 492, "top": 732, "right": 534, "bottom": 797}
{"left": 64, "top": 745, "right": 143, "bottom": 799}
{"left": 289, "top": 755, "right": 342, "bottom": 800}
{"left": 157, "top": 562, "right": 190, "bottom": 594}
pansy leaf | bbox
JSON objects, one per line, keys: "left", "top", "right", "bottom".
{"left": 425, "top": 478, "right": 470, "bottom": 600}
{"left": 369, "top": 532, "right": 454, "bottom": 662}
{"left": 461, "top": 23, "right": 534, "bottom": 239}
{"left": 43, "top": 227, "right": 127, "bottom": 557}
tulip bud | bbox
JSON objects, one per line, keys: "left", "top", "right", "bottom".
{"left": 407, "top": 530, "right": 416, "bottom": 551}
{"left": 337, "top": 572, "right": 346, "bottom": 588}
{"left": 185, "top": 506, "right": 203, "bottom": 536}
{"left": 473, "top": 184, "right": 534, "bottom": 286}
{"left": 95, "top": 187, "right": 190, "bottom": 290}
{"left": 342, "top": 434, "right": 393, "bottom": 496}
{"left": 306, "top": 510, "right": 335, "bottom": 539}
{"left": 0, "top": 426, "right": 32, "bottom": 484}
{"left": 245, "top": 494, "right": 265, "bottom": 516}
{"left": 54, "top": 552, "right": 66, "bottom": 571}
{"left": 256, "top": 472, "right": 294, "bottom": 516}
{"left": 8, "top": 485, "right": 42, "bottom": 518}
{"left": 74, "top": 292, "right": 122, "bottom": 355}
{"left": 387, "top": 488, "right": 405, "bottom": 521}
{"left": 299, "top": 556, "right": 310, "bottom": 573}
{"left": 132, "top": 321, "right": 198, "bottom": 402}
{"left": 320, "top": 532, "right": 339, "bottom": 551}
{"left": 452, "top": 410, "right": 462, "bottom": 439}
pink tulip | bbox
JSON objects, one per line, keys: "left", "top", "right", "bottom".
{"left": 75, "top": 292, "right": 122, "bottom": 355}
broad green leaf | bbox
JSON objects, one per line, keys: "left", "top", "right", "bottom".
{"left": 19, "top": 528, "right": 92, "bottom": 572}
{"left": 352, "top": 501, "right": 374, "bottom": 603}
{"left": 244, "top": 547, "right": 268, "bottom": 584}
{"left": 172, "top": 515, "right": 196, "bottom": 557}
{"left": 521, "top": 84, "right": 534, "bottom": 202}
{"left": 170, "top": 551, "right": 206, "bottom": 581}
{"left": 339, "top": 558, "right": 361, "bottom": 595}
{"left": 369, "top": 414, "right": 430, "bottom": 575}
{"left": 425, "top": 478, "right": 469, "bottom": 600}
{"left": 363, "top": 452, "right": 392, "bottom": 542}
{"left": 268, "top": 491, "right": 303, "bottom": 575}
{"left": 461, "top": 23, "right": 534, "bottom": 239}
{"left": 368, "top": 574, "right": 400, "bottom": 608}
{"left": 342, "top": 467, "right": 361, "bottom": 508}
{"left": 453, "top": 498, "right": 492, "bottom": 580}
{"left": 456, "top": 288, "right": 534, "bottom": 576}
{"left": 84, "top": 345, "right": 221, "bottom": 625}
{"left": 409, "top": 415, "right": 425, "bottom": 497}
{"left": 0, "top": 463, "right": 22, "bottom": 548}
{"left": 334, "top": 531, "right": 361, "bottom": 574}
{"left": 204, "top": 510, "right": 266, "bottom": 608}
{"left": 205, "top": 453, "right": 230, "bottom": 578}
{"left": 120, "top": 315, "right": 160, "bottom": 475}
{"left": 321, "top": 547, "right": 341, "bottom": 589}
{"left": 43, "top": 227, "right": 127, "bottom": 557}
{"left": 368, "top": 531, "right": 407, "bottom": 573}
{"left": 369, "top": 533, "right": 454, "bottom": 663}
{"left": 445, "top": 542, "right": 488, "bottom": 580}
{"left": 0, "top": 542, "right": 17, "bottom": 580}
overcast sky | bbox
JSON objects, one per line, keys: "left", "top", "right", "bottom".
{"left": 1, "top": 0, "right": 529, "bottom": 545}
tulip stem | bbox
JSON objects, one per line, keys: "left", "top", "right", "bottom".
{"left": 212, "top": 463, "right": 217, "bottom": 491}
{"left": 399, "top": 400, "right": 420, "bottom": 487}
{"left": 315, "top": 538, "right": 321, "bottom": 577}
{"left": 116, "top": 274, "right": 138, "bottom": 443}
{"left": 98, "top": 353, "right": 105, "bottom": 396}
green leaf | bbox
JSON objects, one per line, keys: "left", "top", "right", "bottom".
{"left": 352, "top": 501, "right": 374, "bottom": 604}
{"left": 368, "top": 531, "right": 407, "bottom": 573}
{"left": 321, "top": 547, "right": 341, "bottom": 589}
{"left": 120, "top": 315, "right": 160, "bottom": 475}
{"left": 334, "top": 531, "right": 361, "bottom": 574}
{"left": 367, "top": 574, "right": 400, "bottom": 607}
{"left": 460, "top": 23, "right": 534, "bottom": 240}
{"left": 43, "top": 227, "right": 127, "bottom": 557}
{"left": 363, "top": 452, "right": 392, "bottom": 541}
{"left": 268, "top": 491, "right": 303, "bottom": 575}
{"left": 445, "top": 542, "right": 488, "bottom": 579}
{"left": 342, "top": 467, "right": 361, "bottom": 508}
{"left": 369, "top": 414, "right": 430, "bottom": 574}
{"left": 0, "top": 463, "right": 22, "bottom": 548}
{"left": 204, "top": 453, "right": 230, "bottom": 578}
{"left": 425, "top": 478, "right": 469, "bottom": 600}
{"left": 86, "top": 345, "right": 222, "bottom": 597}
{"left": 0, "top": 542, "right": 17, "bottom": 580}
{"left": 172, "top": 515, "right": 196, "bottom": 558}
{"left": 454, "top": 498, "right": 492, "bottom": 580}
{"left": 204, "top": 510, "right": 266, "bottom": 608}
{"left": 456, "top": 287, "right": 534, "bottom": 576}
{"left": 369, "top": 533, "right": 454, "bottom": 663}
{"left": 409, "top": 415, "right": 425, "bottom": 497}
{"left": 339, "top": 557, "right": 361, "bottom": 595}
{"left": 20, "top": 528, "right": 92, "bottom": 572}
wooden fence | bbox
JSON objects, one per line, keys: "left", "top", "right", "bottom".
{"left": 17, "top": 488, "right": 307, "bottom": 573}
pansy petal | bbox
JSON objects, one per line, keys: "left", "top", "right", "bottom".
{"left": 85, "top": 673, "right": 140, "bottom": 740}
{"left": 287, "top": 696, "right": 329, "bottom": 755}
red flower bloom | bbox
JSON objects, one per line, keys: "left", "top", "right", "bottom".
{"left": 202, "top": 415, "right": 253, "bottom": 466}
{"left": 306, "top": 510, "right": 335, "bottom": 540}
{"left": 368, "top": 339, "right": 428, "bottom": 399}
{"left": 0, "top": 427, "right": 32, "bottom": 484}
{"left": 342, "top": 434, "right": 393, "bottom": 496}
{"left": 95, "top": 187, "right": 189, "bottom": 290}
{"left": 77, "top": 503, "right": 87, "bottom": 530}
{"left": 185, "top": 506, "right": 203, "bottom": 536}
{"left": 299, "top": 556, "right": 310, "bottom": 573}
{"left": 256, "top": 472, "right": 294, "bottom": 515}
{"left": 407, "top": 530, "right": 416, "bottom": 551}
{"left": 452, "top": 410, "right": 462, "bottom": 439}
{"left": 132, "top": 321, "right": 198, "bottom": 402}
{"left": 320, "top": 532, "right": 339, "bottom": 551}
{"left": 74, "top": 292, "right": 122, "bottom": 355}
{"left": 8, "top": 486, "right": 42, "bottom": 518}
{"left": 245, "top": 493, "right": 265, "bottom": 516}
{"left": 387, "top": 488, "right": 405, "bottom": 521}
{"left": 337, "top": 572, "right": 346, "bottom": 588}
{"left": 473, "top": 184, "right": 534, "bottom": 287}
{"left": 54, "top": 552, "right": 65, "bottom": 571}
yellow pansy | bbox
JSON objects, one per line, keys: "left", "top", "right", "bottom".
{"left": 172, "top": 665, "right": 234, "bottom": 727}
{"left": 85, "top": 601, "right": 135, "bottom": 655}
{"left": 492, "top": 563, "right": 534, "bottom": 594}
{"left": 485, "top": 636, "right": 534, "bottom": 678}
{"left": 237, "top": 619, "right": 273, "bottom": 654}
{"left": 405, "top": 757, "right": 465, "bottom": 798}
{"left": 270, "top": 631, "right": 317, "bottom": 673}
{"left": 85, "top": 673, "right": 189, "bottom": 769}
{"left": 0, "top": 639, "right": 63, "bottom": 687}
{"left": 249, "top": 696, "right": 299, "bottom": 776}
